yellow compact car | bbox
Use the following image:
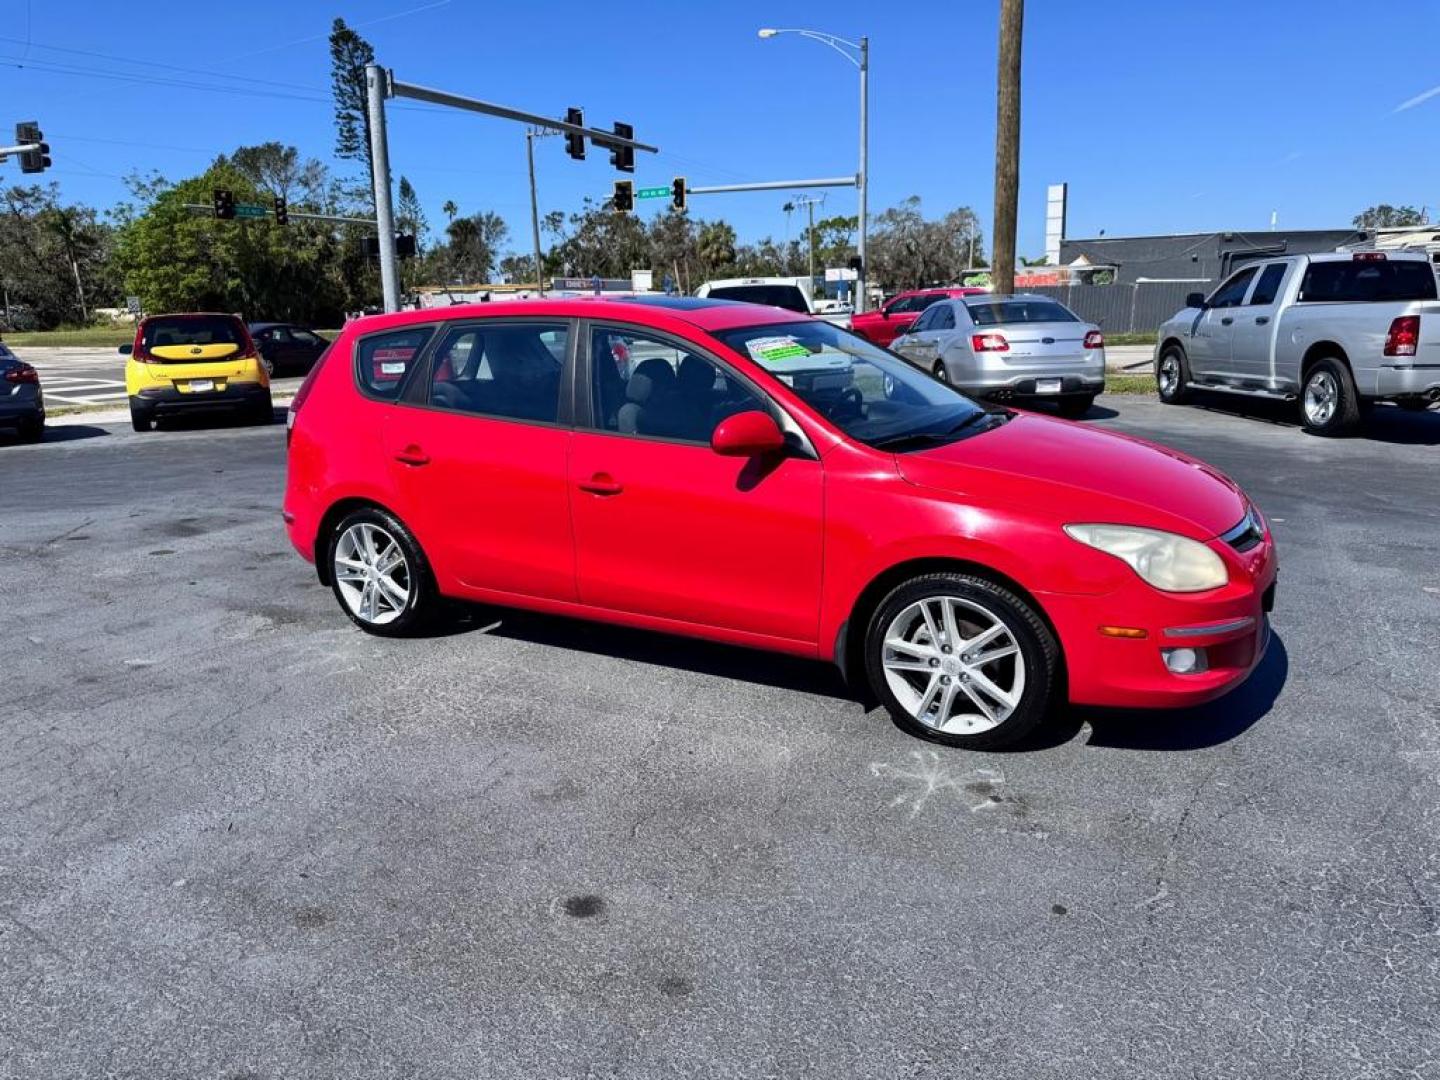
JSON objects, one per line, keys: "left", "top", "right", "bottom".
{"left": 123, "top": 313, "right": 272, "bottom": 432}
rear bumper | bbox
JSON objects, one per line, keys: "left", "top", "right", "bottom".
{"left": 0, "top": 389, "right": 43, "bottom": 425}
{"left": 133, "top": 381, "right": 269, "bottom": 415}
{"left": 966, "top": 373, "right": 1106, "bottom": 399}
{"left": 1374, "top": 364, "right": 1440, "bottom": 399}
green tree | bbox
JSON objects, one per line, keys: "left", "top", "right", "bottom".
{"left": 0, "top": 184, "right": 115, "bottom": 328}
{"left": 436, "top": 210, "right": 509, "bottom": 283}
{"left": 1353, "top": 204, "right": 1426, "bottom": 229}
{"left": 396, "top": 176, "right": 428, "bottom": 251}
{"left": 329, "top": 18, "right": 376, "bottom": 197}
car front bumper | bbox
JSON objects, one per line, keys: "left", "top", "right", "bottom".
{"left": 1038, "top": 533, "right": 1279, "bottom": 709}
{"left": 132, "top": 381, "right": 269, "bottom": 416}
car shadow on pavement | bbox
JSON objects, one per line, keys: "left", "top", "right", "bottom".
{"left": 453, "top": 605, "right": 855, "bottom": 701}
{"left": 1075, "top": 630, "right": 1289, "bottom": 752}
{"left": 0, "top": 423, "right": 110, "bottom": 445}
{"left": 1192, "top": 395, "right": 1440, "bottom": 446}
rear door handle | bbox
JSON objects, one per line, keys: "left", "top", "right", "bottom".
{"left": 394, "top": 445, "right": 430, "bottom": 467}
{"left": 1255, "top": 316, "right": 1270, "bottom": 325}
{"left": 579, "top": 472, "right": 623, "bottom": 496}
{"left": 1220, "top": 317, "right": 1234, "bottom": 326}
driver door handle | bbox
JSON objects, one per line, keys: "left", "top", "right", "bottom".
{"left": 1255, "top": 316, "right": 1270, "bottom": 325}
{"left": 1220, "top": 317, "right": 1234, "bottom": 326}
{"left": 394, "top": 445, "right": 430, "bottom": 467}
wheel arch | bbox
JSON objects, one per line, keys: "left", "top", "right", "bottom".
{"left": 313, "top": 496, "right": 406, "bottom": 586}
{"left": 838, "top": 556, "right": 1065, "bottom": 690}
{"left": 1301, "top": 341, "right": 1348, "bottom": 378}
{"left": 1158, "top": 336, "right": 1186, "bottom": 360}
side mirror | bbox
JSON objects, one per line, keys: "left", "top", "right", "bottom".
{"left": 117, "top": 343, "right": 133, "bottom": 355}
{"left": 711, "top": 410, "right": 786, "bottom": 458}
{"left": 1186, "top": 292, "right": 1207, "bottom": 310}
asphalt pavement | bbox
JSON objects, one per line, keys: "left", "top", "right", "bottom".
{"left": 14, "top": 346, "right": 307, "bottom": 407}
{"left": 1, "top": 396, "right": 1437, "bottom": 1079}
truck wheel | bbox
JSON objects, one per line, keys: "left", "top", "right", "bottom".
{"left": 1156, "top": 346, "right": 1191, "bottom": 404}
{"left": 1301, "top": 357, "right": 1362, "bottom": 436}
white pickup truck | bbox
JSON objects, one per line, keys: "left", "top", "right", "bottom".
{"left": 1154, "top": 251, "right": 1440, "bottom": 435}
{"left": 694, "top": 277, "right": 852, "bottom": 329}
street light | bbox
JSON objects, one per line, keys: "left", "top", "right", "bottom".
{"left": 758, "top": 26, "right": 869, "bottom": 313}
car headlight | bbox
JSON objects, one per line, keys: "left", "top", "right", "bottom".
{"left": 1064, "top": 524, "right": 1228, "bottom": 593}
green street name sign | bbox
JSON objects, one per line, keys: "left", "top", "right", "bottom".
{"left": 234, "top": 204, "right": 269, "bottom": 219}
{"left": 635, "top": 186, "right": 670, "bottom": 200}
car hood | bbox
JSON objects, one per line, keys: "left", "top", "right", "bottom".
{"left": 895, "top": 412, "right": 1247, "bottom": 540}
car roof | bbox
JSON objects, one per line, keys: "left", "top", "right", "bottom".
{"left": 342, "top": 296, "right": 815, "bottom": 336}
{"left": 959, "top": 293, "right": 1058, "bottom": 304}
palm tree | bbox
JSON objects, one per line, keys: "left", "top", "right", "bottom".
{"left": 442, "top": 200, "right": 458, "bottom": 224}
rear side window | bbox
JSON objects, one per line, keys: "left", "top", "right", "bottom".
{"left": 1298, "top": 259, "right": 1439, "bottom": 303}
{"left": 142, "top": 315, "right": 245, "bottom": 348}
{"left": 428, "top": 322, "right": 566, "bottom": 424}
{"left": 706, "top": 285, "right": 810, "bottom": 313}
{"left": 1249, "top": 263, "right": 1288, "bottom": 306}
{"left": 967, "top": 300, "right": 1078, "bottom": 325}
{"left": 355, "top": 326, "right": 435, "bottom": 400}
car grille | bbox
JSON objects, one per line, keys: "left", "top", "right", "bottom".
{"left": 1220, "top": 508, "right": 1265, "bottom": 553}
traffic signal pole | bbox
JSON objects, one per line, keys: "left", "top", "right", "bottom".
{"left": 364, "top": 65, "right": 659, "bottom": 313}
{"left": 366, "top": 65, "right": 402, "bottom": 315}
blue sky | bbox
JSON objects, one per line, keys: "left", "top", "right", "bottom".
{"left": 2, "top": 0, "right": 1437, "bottom": 257}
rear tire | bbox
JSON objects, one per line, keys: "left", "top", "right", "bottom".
{"left": 863, "top": 572, "right": 1059, "bottom": 750}
{"left": 129, "top": 402, "right": 153, "bottom": 432}
{"left": 17, "top": 417, "right": 43, "bottom": 443}
{"left": 248, "top": 392, "right": 274, "bottom": 425}
{"left": 1057, "top": 394, "right": 1096, "bottom": 419}
{"left": 1156, "top": 345, "right": 1191, "bottom": 404}
{"left": 1301, "top": 357, "right": 1362, "bottom": 436}
{"left": 326, "top": 506, "right": 439, "bottom": 637}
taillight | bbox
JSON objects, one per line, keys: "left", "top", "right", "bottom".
{"left": 1084, "top": 330, "right": 1105, "bottom": 350}
{"left": 1384, "top": 315, "right": 1420, "bottom": 358}
{"left": 971, "top": 332, "right": 1009, "bottom": 352}
{"left": 3, "top": 362, "right": 38, "bottom": 384}
{"left": 1353, "top": 252, "right": 1387, "bottom": 262}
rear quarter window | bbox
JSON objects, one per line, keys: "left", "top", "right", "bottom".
{"left": 355, "top": 325, "right": 435, "bottom": 400}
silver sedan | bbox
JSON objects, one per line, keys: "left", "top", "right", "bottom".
{"left": 891, "top": 294, "right": 1106, "bottom": 418}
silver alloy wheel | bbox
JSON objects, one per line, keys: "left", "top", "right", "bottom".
{"left": 1158, "top": 353, "right": 1180, "bottom": 396}
{"left": 334, "top": 522, "right": 411, "bottom": 626}
{"left": 881, "top": 596, "right": 1025, "bottom": 734}
{"left": 933, "top": 360, "right": 950, "bottom": 383}
{"left": 1304, "top": 370, "right": 1339, "bottom": 427}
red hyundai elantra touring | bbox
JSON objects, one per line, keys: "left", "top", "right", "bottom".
{"left": 284, "top": 296, "right": 1276, "bottom": 749}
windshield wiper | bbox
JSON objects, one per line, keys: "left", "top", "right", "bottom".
{"left": 870, "top": 411, "right": 1005, "bottom": 451}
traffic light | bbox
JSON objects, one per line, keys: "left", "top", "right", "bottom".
{"left": 213, "top": 189, "right": 235, "bottom": 220}
{"left": 396, "top": 234, "right": 417, "bottom": 258}
{"left": 610, "top": 121, "right": 634, "bottom": 172}
{"left": 671, "top": 176, "right": 686, "bottom": 212}
{"left": 613, "top": 180, "right": 633, "bottom": 214}
{"left": 273, "top": 195, "right": 288, "bottom": 226}
{"left": 847, "top": 254, "right": 864, "bottom": 275}
{"left": 564, "top": 107, "right": 585, "bottom": 160}
{"left": 361, "top": 235, "right": 380, "bottom": 259}
{"left": 15, "top": 122, "right": 49, "bottom": 174}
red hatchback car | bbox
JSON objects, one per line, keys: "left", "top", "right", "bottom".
{"left": 851, "top": 287, "right": 990, "bottom": 348}
{"left": 284, "top": 297, "right": 1276, "bottom": 749}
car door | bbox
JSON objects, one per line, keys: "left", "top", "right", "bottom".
{"left": 376, "top": 319, "right": 579, "bottom": 602}
{"left": 568, "top": 322, "right": 825, "bottom": 646}
{"left": 895, "top": 303, "right": 941, "bottom": 367}
{"left": 289, "top": 328, "right": 328, "bottom": 371}
{"left": 1188, "top": 266, "right": 1258, "bottom": 377}
{"left": 874, "top": 294, "right": 920, "bottom": 346}
{"left": 1229, "top": 262, "right": 1289, "bottom": 383}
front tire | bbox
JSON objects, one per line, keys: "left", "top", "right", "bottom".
{"left": 1301, "top": 357, "right": 1362, "bottom": 436}
{"left": 326, "top": 507, "right": 438, "bottom": 637}
{"left": 931, "top": 359, "right": 950, "bottom": 384}
{"left": 863, "top": 572, "right": 1059, "bottom": 750}
{"left": 1156, "top": 345, "right": 1191, "bottom": 404}
{"left": 1057, "top": 393, "right": 1096, "bottom": 419}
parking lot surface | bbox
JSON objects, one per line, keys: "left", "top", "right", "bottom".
{"left": 1, "top": 397, "right": 1437, "bottom": 1078}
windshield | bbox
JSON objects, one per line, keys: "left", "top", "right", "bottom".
{"left": 967, "top": 300, "right": 1078, "bottom": 325}
{"left": 706, "top": 285, "right": 810, "bottom": 314}
{"left": 711, "top": 320, "right": 998, "bottom": 450}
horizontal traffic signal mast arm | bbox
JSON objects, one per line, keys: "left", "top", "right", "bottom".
{"left": 385, "top": 73, "right": 659, "bottom": 154}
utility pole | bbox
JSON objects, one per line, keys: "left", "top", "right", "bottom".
{"left": 991, "top": 0, "right": 1023, "bottom": 297}
{"left": 788, "top": 194, "right": 825, "bottom": 289}
{"left": 365, "top": 64, "right": 401, "bottom": 313}
{"left": 857, "top": 35, "right": 869, "bottom": 313}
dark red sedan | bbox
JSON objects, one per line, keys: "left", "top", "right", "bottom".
{"left": 851, "top": 287, "right": 990, "bottom": 348}
{"left": 284, "top": 296, "right": 1276, "bottom": 749}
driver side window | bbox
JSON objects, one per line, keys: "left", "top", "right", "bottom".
{"left": 1208, "top": 267, "right": 1258, "bottom": 309}
{"left": 910, "top": 306, "right": 937, "bottom": 332}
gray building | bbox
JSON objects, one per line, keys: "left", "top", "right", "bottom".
{"left": 1059, "top": 228, "right": 1372, "bottom": 287}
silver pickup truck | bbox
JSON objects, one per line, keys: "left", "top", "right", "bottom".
{"left": 1154, "top": 251, "right": 1440, "bottom": 435}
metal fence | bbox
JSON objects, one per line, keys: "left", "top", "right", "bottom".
{"left": 1025, "top": 281, "right": 1204, "bottom": 334}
